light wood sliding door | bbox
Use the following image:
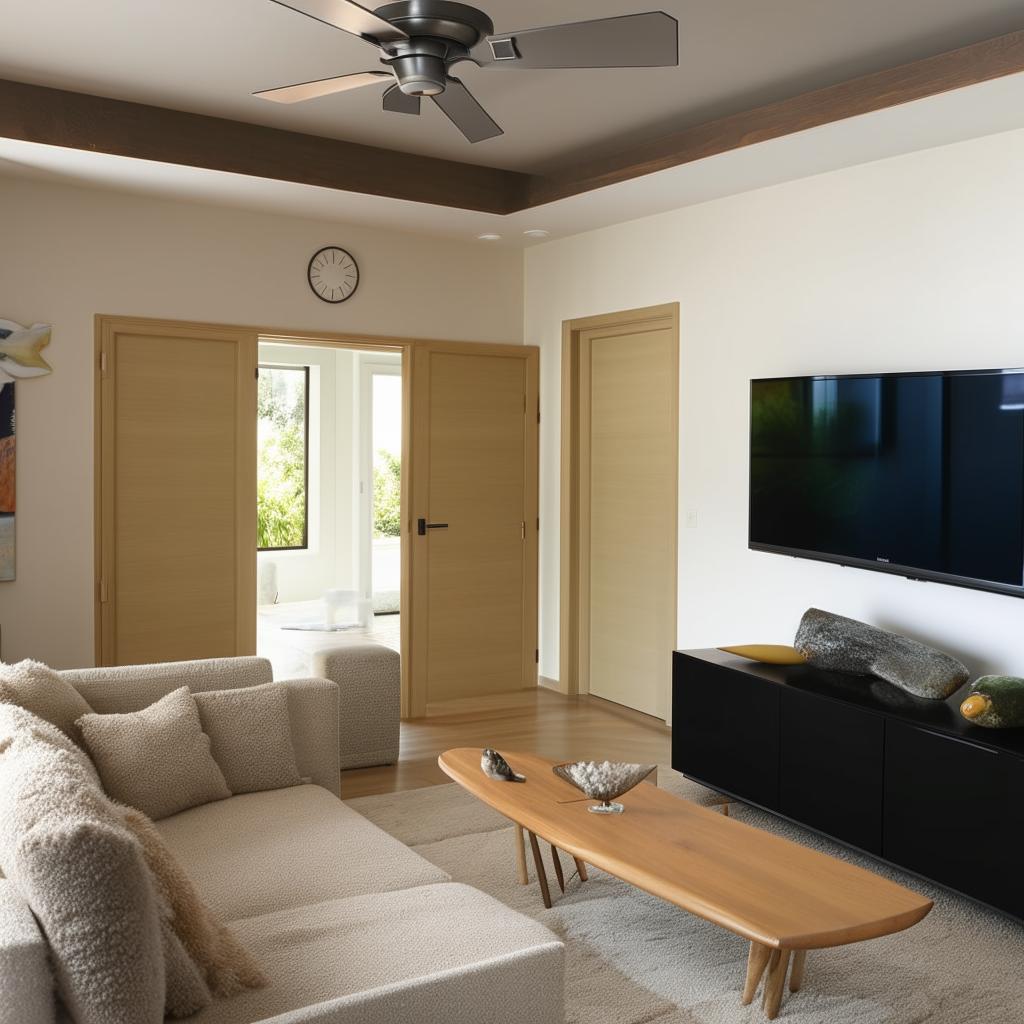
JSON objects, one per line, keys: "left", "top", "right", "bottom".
{"left": 409, "top": 342, "right": 539, "bottom": 715}
{"left": 96, "top": 316, "right": 257, "bottom": 665}
{"left": 561, "top": 305, "right": 678, "bottom": 719}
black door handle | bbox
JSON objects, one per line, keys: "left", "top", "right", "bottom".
{"left": 417, "top": 518, "right": 449, "bottom": 536}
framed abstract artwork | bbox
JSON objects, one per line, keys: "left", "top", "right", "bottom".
{"left": 0, "top": 318, "right": 53, "bottom": 582}
{"left": 0, "top": 382, "right": 13, "bottom": 581}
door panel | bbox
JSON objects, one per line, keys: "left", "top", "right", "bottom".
{"left": 410, "top": 344, "right": 538, "bottom": 709}
{"left": 97, "top": 318, "right": 257, "bottom": 665}
{"left": 672, "top": 653, "right": 780, "bottom": 809}
{"left": 584, "top": 320, "right": 677, "bottom": 718}
{"left": 780, "top": 687, "right": 884, "bottom": 853}
{"left": 884, "top": 722, "right": 1024, "bottom": 915}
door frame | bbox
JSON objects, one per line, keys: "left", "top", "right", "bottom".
{"left": 408, "top": 340, "right": 539, "bottom": 717}
{"left": 558, "top": 303, "right": 680, "bottom": 702}
{"left": 95, "top": 315, "right": 537, "bottom": 719}
{"left": 357, "top": 354, "right": 402, "bottom": 615}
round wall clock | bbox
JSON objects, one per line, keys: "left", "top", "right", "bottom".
{"left": 307, "top": 246, "right": 359, "bottom": 304}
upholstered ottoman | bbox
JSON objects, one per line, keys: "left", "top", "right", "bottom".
{"left": 310, "top": 643, "right": 400, "bottom": 770}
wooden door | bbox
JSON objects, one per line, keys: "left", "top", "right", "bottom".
{"left": 96, "top": 317, "right": 257, "bottom": 665}
{"left": 563, "top": 305, "right": 678, "bottom": 719}
{"left": 409, "top": 343, "right": 538, "bottom": 713}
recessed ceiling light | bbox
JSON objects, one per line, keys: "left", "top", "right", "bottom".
{"left": 477, "top": 233, "right": 502, "bottom": 241}
{"left": 523, "top": 229, "right": 550, "bottom": 238}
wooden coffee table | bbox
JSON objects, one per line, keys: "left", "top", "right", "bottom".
{"left": 439, "top": 748, "right": 932, "bottom": 1019}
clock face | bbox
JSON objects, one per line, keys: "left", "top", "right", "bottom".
{"left": 308, "top": 246, "right": 359, "bottom": 303}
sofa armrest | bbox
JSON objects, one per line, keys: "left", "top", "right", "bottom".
{"left": 281, "top": 677, "right": 341, "bottom": 799}
{"left": 60, "top": 657, "right": 274, "bottom": 714}
{"left": 0, "top": 880, "right": 55, "bottom": 1024}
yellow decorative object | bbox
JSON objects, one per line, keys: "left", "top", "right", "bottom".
{"left": 960, "top": 693, "right": 992, "bottom": 720}
{"left": 719, "top": 644, "right": 807, "bottom": 666}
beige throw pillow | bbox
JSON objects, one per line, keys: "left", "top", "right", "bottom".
{"left": 0, "top": 703, "right": 166, "bottom": 1024}
{"left": 0, "top": 659, "right": 93, "bottom": 745}
{"left": 193, "top": 683, "right": 302, "bottom": 795}
{"left": 120, "top": 806, "right": 268, "bottom": 998}
{"left": 78, "top": 687, "right": 230, "bottom": 820}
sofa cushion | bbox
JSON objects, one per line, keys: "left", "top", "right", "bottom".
{"left": 155, "top": 785, "right": 448, "bottom": 921}
{"left": 121, "top": 806, "right": 267, "bottom": 1000}
{"left": 58, "top": 657, "right": 274, "bottom": 715}
{"left": 78, "top": 687, "right": 231, "bottom": 820}
{"left": 0, "top": 659, "right": 93, "bottom": 746}
{"left": 0, "top": 704, "right": 166, "bottom": 1024}
{"left": 0, "top": 879, "right": 54, "bottom": 1024}
{"left": 192, "top": 684, "right": 302, "bottom": 795}
{"left": 184, "top": 883, "right": 565, "bottom": 1024}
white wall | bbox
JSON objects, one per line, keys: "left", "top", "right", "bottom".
{"left": 526, "top": 127, "right": 1024, "bottom": 705}
{"left": 0, "top": 176, "right": 522, "bottom": 667}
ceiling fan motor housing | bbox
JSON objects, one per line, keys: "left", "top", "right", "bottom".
{"left": 375, "top": 0, "right": 494, "bottom": 96}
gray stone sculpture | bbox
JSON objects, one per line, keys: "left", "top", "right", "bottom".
{"left": 794, "top": 607, "right": 969, "bottom": 700}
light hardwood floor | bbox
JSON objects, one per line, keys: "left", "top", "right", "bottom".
{"left": 339, "top": 686, "right": 672, "bottom": 799}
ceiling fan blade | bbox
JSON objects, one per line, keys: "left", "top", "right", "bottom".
{"left": 267, "top": 0, "right": 408, "bottom": 45}
{"left": 477, "top": 11, "right": 677, "bottom": 69}
{"left": 383, "top": 83, "right": 421, "bottom": 115}
{"left": 254, "top": 70, "right": 392, "bottom": 104}
{"left": 432, "top": 77, "right": 503, "bottom": 144}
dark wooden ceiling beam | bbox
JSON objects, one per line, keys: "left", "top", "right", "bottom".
{"left": 2, "top": 29, "right": 1023, "bottom": 217}
{"left": 527, "top": 29, "right": 1024, "bottom": 208}
{"left": 0, "top": 78, "right": 532, "bottom": 215}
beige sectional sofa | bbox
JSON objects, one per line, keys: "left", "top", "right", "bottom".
{"left": 0, "top": 657, "right": 565, "bottom": 1024}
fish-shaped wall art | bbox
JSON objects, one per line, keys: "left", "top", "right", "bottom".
{"left": 0, "top": 320, "right": 53, "bottom": 383}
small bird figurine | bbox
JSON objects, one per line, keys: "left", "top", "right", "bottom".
{"left": 960, "top": 675, "right": 1024, "bottom": 729}
{"left": 481, "top": 748, "right": 526, "bottom": 783}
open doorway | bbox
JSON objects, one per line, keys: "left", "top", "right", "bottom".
{"left": 255, "top": 341, "right": 402, "bottom": 679}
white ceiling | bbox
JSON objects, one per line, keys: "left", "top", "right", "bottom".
{"left": 2, "top": 0, "right": 1023, "bottom": 173}
{"left": 3, "top": 71, "right": 1024, "bottom": 246}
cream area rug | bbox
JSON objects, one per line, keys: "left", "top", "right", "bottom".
{"left": 347, "top": 769, "right": 1024, "bottom": 1024}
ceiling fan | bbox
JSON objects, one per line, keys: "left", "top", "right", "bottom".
{"left": 254, "top": 0, "right": 679, "bottom": 143}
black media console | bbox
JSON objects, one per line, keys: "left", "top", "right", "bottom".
{"left": 672, "top": 648, "right": 1024, "bottom": 920}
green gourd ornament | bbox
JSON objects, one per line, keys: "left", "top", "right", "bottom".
{"left": 959, "top": 676, "right": 1024, "bottom": 729}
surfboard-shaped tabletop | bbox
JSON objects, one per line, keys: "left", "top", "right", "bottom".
{"left": 439, "top": 747, "right": 932, "bottom": 950}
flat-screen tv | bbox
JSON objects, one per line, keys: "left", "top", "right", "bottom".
{"left": 749, "top": 368, "right": 1024, "bottom": 598}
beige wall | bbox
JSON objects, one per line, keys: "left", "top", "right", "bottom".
{"left": 526, "top": 127, "right": 1024, "bottom": 714}
{"left": 0, "top": 177, "right": 523, "bottom": 667}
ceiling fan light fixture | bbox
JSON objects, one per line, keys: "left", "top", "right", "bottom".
{"left": 390, "top": 52, "right": 448, "bottom": 95}
{"left": 258, "top": 1, "right": 679, "bottom": 142}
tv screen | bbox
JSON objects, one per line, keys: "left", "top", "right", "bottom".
{"left": 749, "top": 369, "right": 1024, "bottom": 597}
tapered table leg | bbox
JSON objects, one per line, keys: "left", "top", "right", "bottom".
{"left": 762, "top": 949, "right": 791, "bottom": 1020}
{"left": 789, "top": 950, "right": 807, "bottom": 992}
{"left": 742, "top": 941, "right": 771, "bottom": 1005}
{"left": 514, "top": 824, "right": 529, "bottom": 885}
{"left": 550, "top": 844, "right": 566, "bottom": 893}
{"left": 573, "top": 857, "right": 589, "bottom": 882}
{"left": 527, "top": 831, "right": 552, "bottom": 908}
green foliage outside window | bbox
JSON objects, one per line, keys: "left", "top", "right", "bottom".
{"left": 373, "top": 449, "right": 401, "bottom": 538}
{"left": 258, "top": 367, "right": 307, "bottom": 549}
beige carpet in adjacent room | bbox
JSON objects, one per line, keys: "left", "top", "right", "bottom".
{"left": 347, "top": 769, "right": 1024, "bottom": 1024}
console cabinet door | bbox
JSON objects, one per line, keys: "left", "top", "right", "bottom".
{"left": 780, "top": 688, "right": 884, "bottom": 854}
{"left": 672, "top": 655, "right": 780, "bottom": 809}
{"left": 884, "top": 723, "right": 1024, "bottom": 916}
